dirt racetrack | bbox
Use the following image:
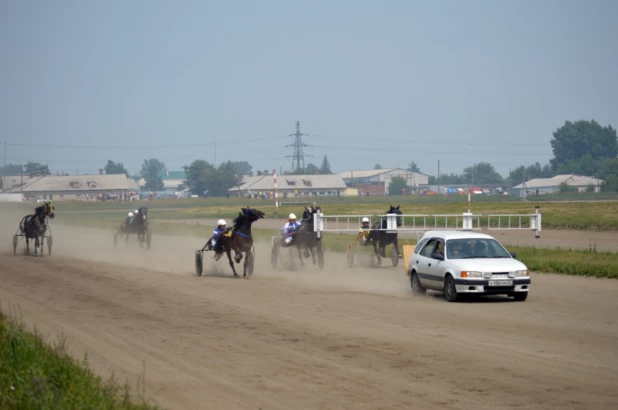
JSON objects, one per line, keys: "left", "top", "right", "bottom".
{"left": 1, "top": 221, "right": 618, "bottom": 409}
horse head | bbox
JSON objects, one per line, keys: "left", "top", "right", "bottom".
{"left": 36, "top": 201, "right": 55, "bottom": 220}
{"left": 240, "top": 207, "right": 265, "bottom": 224}
{"left": 386, "top": 204, "right": 402, "bottom": 227}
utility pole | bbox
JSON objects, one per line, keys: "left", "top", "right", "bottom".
{"left": 286, "top": 121, "right": 309, "bottom": 172}
{"left": 437, "top": 160, "right": 440, "bottom": 195}
{"left": 2, "top": 140, "right": 6, "bottom": 180}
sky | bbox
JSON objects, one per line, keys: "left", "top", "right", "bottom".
{"left": 1, "top": 0, "right": 617, "bottom": 178}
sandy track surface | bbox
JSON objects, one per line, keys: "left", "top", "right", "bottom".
{"left": 1, "top": 222, "right": 618, "bottom": 410}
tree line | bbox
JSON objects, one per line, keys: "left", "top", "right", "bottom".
{"left": 2, "top": 119, "right": 617, "bottom": 195}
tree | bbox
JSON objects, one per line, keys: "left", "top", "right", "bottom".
{"left": 24, "top": 162, "right": 50, "bottom": 175}
{"left": 0, "top": 163, "right": 24, "bottom": 176}
{"left": 104, "top": 160, "right": 129, "bottom": 176}
{"left": 388, "top": 176, "right": 408, "bottom": 195}
{"left": 232, "top": 161, "right": 252, "bottom": 176}
{"left": 305, "top": 163, "right": 319, "bottom": 175}
{"left": 599, "top": 158, "right": 618, "bottom": 192}
{"left": 432, "top": 172, "right": 466, "bottom": 185}
{"left": 140, "top": 158, "right": 166, "bottom": 191}
{"left": 550, "top": 120, "right": 617, "bottom": 175}
{"left": 407, "top": 162, "right": 421, "bottom": 173}
{"left": 183, "top": 160, "right": 213, "bottom": 195}
{"left": 320, "top": 155, "right": 333, "bottom": 174}
{"left": 462, "top": 162, "right": 503, "bottom": 184}
{"left": 374, "top": 164, "right": 383, "bottom": 170}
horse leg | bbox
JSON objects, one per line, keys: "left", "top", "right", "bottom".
{"left": 26, "top": 237, "right": 30, "bottom": 255}
{"left": 40, "top": 236, "right": 45, "bottom": 256}
{"left": 296, "top": 244, "right": 305, "bottom": 267}
{"left": 372, "top": 240, "right": 382, "bottom": 265}
{"left": 243, "top": 252, "right": 249, "bottom": 278}
{"left": 34, "top": 236, "right": 39, "bottom": 255}
{"left": 310, "top": 244, "right": 317, "bottom": 265}
{"left": 226, "top": 247, "right": 240, "bottom": 278}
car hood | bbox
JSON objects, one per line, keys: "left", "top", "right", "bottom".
{"left": 450, "top": 258, "right": 528, "bottom": 272}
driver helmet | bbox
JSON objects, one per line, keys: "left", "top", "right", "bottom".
{"left": 134, "top": 209, "right": 139, "bottom": 214}
{"left": 128, "top": 212, "right": 134, "bottom": 217}
{"left": 217, "top": 219, "right": 227, "bottom": 227}
{"left": 289, "top": 213, "right": 297, "bottom": 220}
{"left": 361, "top": 217, "right": 370, "bottom": 223}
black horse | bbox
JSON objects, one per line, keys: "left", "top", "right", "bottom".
{"left": 368, "top": 205, "right": 402, "bottom": 265}
{"left": 214, "top": 207, "right": 264, "bottom": 278}
{"left": 19, "top": 201, "right": 55, "bottom": 256}
{"left": 295, "top": 206, "right": 325, "bottom": 269}
{"left": 116, "top": 206, "right": 150, "bottom": 248}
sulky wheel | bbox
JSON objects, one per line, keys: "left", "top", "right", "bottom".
{"left": 13, "top": 235, "right": 18, "bottom": 255}
{"left": 195, "top": 251, "right": 203, "bottom": 276}
{"left": 47, "top": 236, "right": 53, "bottom": 256}
{"left": 346, "top": 250, "right": 355, "bottom": 268}
{"left": 317, "top": 242, "right": 324, "bottom": 270}
{"left": 247, "top": 247, "right": 255, "bottom": 277}
{"left": 270, "top": 246, "right": 279, "bottom": 270}
{"left": 391, "top": 245, "right": 399, "bottom": 267}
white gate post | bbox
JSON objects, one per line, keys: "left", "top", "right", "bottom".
{"left": 462, "top": 212, "right": 473, "bottom": 231}
{"left": 386, "top": 214, "right": 397, "bottom": 232}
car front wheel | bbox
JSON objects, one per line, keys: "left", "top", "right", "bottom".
{"left": 410, "top": 272, "right": 426, "bottom": 296}
{"left": 513, "top": 292, "right": 528, "bottom": 302}
{"left": 444, "top": 275, "right": 459, "bottom": 302}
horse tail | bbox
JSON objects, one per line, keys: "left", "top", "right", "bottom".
{"left": 19, "top": 215, "right": 29, "bottom": 233}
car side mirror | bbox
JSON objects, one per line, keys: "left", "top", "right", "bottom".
{"left": 431, "top": 252, "right": 444, "bottom": 261}
{"left": 509, "top": 252, "right": 517, "bottom": 259}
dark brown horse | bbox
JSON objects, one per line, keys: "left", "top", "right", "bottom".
{"left": 368, "top": 205, "right": 402, "bottom": 265}
{"left": 20, "top": 201, "right": 55, "bottom": 255}
{"left": 295, "top": 206, "right": 325, "bottom": 269}
{"left": 212, "top": 207, "right": 265, "bottom": 278}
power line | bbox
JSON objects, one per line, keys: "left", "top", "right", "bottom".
{"left": 285, "top": 121, "right": 313, "bottom": 171}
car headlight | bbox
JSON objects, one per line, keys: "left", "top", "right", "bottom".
{"left": 515, "top": 270, "right": 529, "bottom": 277}
{"left": 461, "top": 271, "right": 483, "bottom": 278}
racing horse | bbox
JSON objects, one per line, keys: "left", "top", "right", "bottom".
{"left": 19, "top": 201, "right": 55, "bottom": 255}
{"left": 218, "top": 207, "right": 265, "bottom": 278}
{"left": 294, "top": 206, "right": 324, "bottom": 269}
{"left": 368, "top": 205, "right": 402, "bottom": 265}
{"left": 115, "top": 206, "right": 151, "bottom": 249}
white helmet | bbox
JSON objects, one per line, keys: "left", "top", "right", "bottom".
{"left": 134, "top": 209, "right": 139, "bottom": 214}
{"left": 362, "top": 217, "right": 370, "bottom": 223}
{"left": 289, "top": 213, "right": 297, "bottom": 219}
{"left": 128, "top": 212, "right": 134, "bottom": 217}
{"left": 217, "top": 219, "right": 226, "bottom": 226}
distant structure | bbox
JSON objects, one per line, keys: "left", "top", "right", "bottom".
{"left": 286, "top": 121, "right": 309, "bottom": 172}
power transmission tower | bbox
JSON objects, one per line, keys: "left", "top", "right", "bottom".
{"left": 286, "top": 121, "right": 311, "bottom": 172}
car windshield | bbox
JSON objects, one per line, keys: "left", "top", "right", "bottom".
{"left": 446, "top": 238, "right": 511, "bottom": 259}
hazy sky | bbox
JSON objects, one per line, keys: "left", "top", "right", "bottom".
{"left": 2, "top": 0, "right": 617, "bottom": 178}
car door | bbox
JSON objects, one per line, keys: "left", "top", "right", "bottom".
{"left": 416, "top": 238, "right": 443, "bottom": 290}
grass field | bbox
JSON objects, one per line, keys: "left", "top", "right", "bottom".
{"left": 0, "top": 308, "right": 159, "bottom": 410}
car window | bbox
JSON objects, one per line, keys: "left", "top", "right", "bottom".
{"left": 447, "top": 238, "right": 511, "bottom": 259}
{"left": 420, "top": 239, "right": 438, "bottom": 257}
{"left": 414, "top": 238, "right": 429, "bottom": 254}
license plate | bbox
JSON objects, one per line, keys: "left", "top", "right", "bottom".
{"left": 489, "top": 280, "right": 513, "bottom": 286}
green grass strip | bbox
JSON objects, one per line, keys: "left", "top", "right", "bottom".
{"left": 0, "top": 309, "right": 160, "bottom": 410}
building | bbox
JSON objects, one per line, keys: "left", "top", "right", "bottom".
{"left": 510, "top": 174, "right": 603, "bottom": 197}
{"left": 228, "top": 174, "right": 348, "bottom": 197}
{"left": 339, "top": 168, "right": 429, "bottom": 195}
{"left": 138, "top": 170, "right": 188, "bottom": 192}
{"left": 6, "top": 174, "right": 133, "bottom": 200}
{"left": 0, "top": 175, "right": 37, "bottom": 193}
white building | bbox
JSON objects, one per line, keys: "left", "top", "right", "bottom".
{"left": 339, "top": 168, "right": 429, "bottom": 194}
{"left": 228, "top": 174, "right": 347, "bottom": 197}
{"left": 510, "top": 174, "right": 603, "bottom": 197}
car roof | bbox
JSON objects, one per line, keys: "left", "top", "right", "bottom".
{"left": 420, "top": 230, "right": 496, "bottom": 240}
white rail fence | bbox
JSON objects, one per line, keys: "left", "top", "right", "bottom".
{"left": 312, "top": 207, "right": 541, "bottom": 238}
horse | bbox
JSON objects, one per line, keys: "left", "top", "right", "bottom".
{"left": 368, "top": 205, "right": 402, "bottom": 265}
{"left": 214, "top": 207, "right": 265, "bottom": 278}
{"left": 294, "top": 206, "right": 325, "bottom": 268}
{"left": 19, "top": 201, "right": 55, "bottom": 256}
{"left": 116, "top": 206, "right": 150, "bottom": 248}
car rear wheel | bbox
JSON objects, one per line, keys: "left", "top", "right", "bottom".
{"left": 410, "top": 272, "right": 426, "bottom": 296}
{"left": 444, "top": 275, "right": 459, "bottom": 302}
{"left": 513, "top": 292, "right": 528, "bottom": 302}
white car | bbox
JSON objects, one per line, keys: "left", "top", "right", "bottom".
{"left": 408, "top": 231, "right": 530, "bottom": 302}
